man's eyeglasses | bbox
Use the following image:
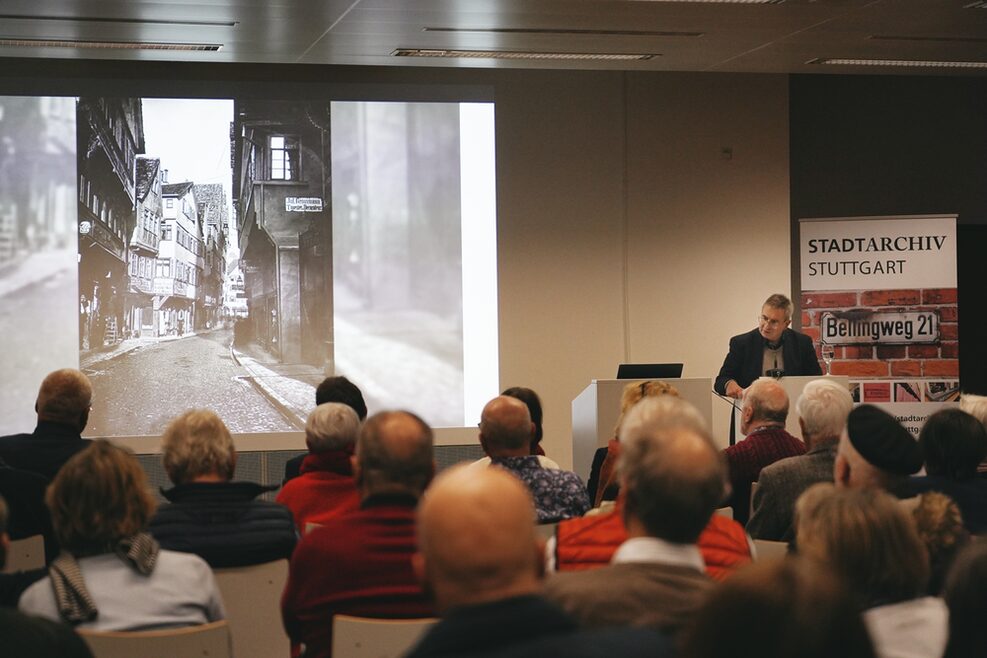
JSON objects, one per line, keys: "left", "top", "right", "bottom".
{"left": 757, "top": 314, "right": 787, "bottom": 328}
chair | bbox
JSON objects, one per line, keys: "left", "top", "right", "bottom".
{"left": 752, "top": 539, "right": 789, "bottom": 561}
{"left": 213, "top": 559, "right": 291, "bottom": 658}
{"left": 534, "top": 522, "right": 557, "bottom": 541}
{"left": 3, "top": 534, "right": 45, "bottom": 573}
{"left": 78, "top": 620, "right": 232, "bottom": 658}
{"left": 332, "top": 614, "right": 438, "bottom": 658}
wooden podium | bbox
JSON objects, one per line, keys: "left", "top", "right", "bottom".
{"left": 571, "top": 378, "right": 713, "bottom": 482}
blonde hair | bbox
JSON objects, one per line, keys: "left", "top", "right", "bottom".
{"left": 161, "top": 409, "right": 236, "bottom": 484}
{"left": 47, "top": 440, "right": 156, "bottom": 553}
{"left": 795, "top": 483, "right": 928, "bottom": 607}
{"left": 613, "top": 380, "right": 680, "bottom": 436}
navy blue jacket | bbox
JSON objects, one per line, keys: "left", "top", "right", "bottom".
{"left": 714, "top": 327, "right": 821, "bottom": 395}
{"left": 149, "top": 481, "right": 297, "bottom": 568}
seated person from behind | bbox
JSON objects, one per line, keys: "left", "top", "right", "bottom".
{"left": 747, "top": 378, "right": 853, "bottom": 542}
{"left": 148, "top": 409, "right": 297, "bottom": 568}
{"left": 19, "top": 440, "right": 225, "bottom": 631}
{"left": 477, "top": 396, "right": 589, "bottom": 523}
{"left": 472, "top": 386, "right": 560, "bottom": 470}
{"left": 277, "top": 403, "right": 362, "bottom": 533}
{"left": 908, "top": 407, "right": 987, "bottom": 534}
{"left": 544, "top": 396, "right": 726, "bottom": 637}
{"left": 0, "top": 368, "right": 93, "bottom": 481}
{"left": 405, "top": 464, "right": 673, "bottom": 658}
{"left": 0, "top": 494, "right": 46, "bottom": 608}
{"left": 283, "top": 376, "right": 368, "bottom": 484}
{"left": 281, "top": 411, "right": 435, "bottom": 658}
{"left": 723, "top": 378, "right": 805, "bottom": 525}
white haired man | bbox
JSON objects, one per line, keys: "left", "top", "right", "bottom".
{"left": 747, "top": 378, "right": 853, "bottom": 541}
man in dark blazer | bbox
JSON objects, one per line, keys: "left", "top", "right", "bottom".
{"left": 406, "top": 464, "right": 672, "bottom": 658}
{"left": 714, "top": 293, "right": 821, "bottom": 399}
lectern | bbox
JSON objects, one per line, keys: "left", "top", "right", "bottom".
{"left": 571, "top": 378, "right": 712, "bottom": 482}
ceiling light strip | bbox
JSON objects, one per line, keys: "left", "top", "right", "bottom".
{"left": 0, "top": 14, "right": 236, "bottom": 27}
{"left": 810, "top": 57, "right": 987, "bottom": 69}
{"left": 393, "top": 49, "right": 657, "bottom": 61}
{"left": 0, "top": 38, "right": 222, "bottom": 51}
{"left": 422, "top": 27, "right": 702, "bottom": 38}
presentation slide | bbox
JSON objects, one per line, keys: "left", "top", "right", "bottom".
{"left": 0, "top": 95, "right": 498, "bottom": 438}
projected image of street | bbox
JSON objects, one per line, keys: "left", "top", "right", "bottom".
{"left": 0, "top": 97, "right": 78, "bottom": 436}
{"left": 66, "top": 96, "right": 498, "bottom": 438}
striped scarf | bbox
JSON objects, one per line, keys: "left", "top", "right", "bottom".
{"left": 50, "top": 532, "right": 160, "bottom": 625}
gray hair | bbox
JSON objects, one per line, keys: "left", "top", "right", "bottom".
{"left": 796, "top": 379, "right": 853, "bottom": 441}
{"left": 161, "top": 409, "right": 236, "bottom": 484}
{"left": 306, "top": 402, "right": 361, "bottom": 453}
{"left": 618, "top": 396, "right": 728, "bottom": 543}
{"left": 960, "top": 393, "right": 987, "bottom": 429}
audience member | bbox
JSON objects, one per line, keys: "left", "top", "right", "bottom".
{"left": 942, "top": 538, "right": 987, "bottom": 658}
{"left": 283, "top": 375, "right": 368, "bottom": 483}
{"left": 0, "top": 456, "right": 57, "bottom": 564}
{"left": 905, "top": 490, "right": 968, "bottom": 595}
{"left": 834, "top": 404, "right": 923, "bottom": 495}
{"left": 748, "top": 378, "right": 852, "bottom": 541}
{"left": 281, "top": 411, "right": 434, "bottom": 658}
{"left": 0, "top": 369, "right": 93, "bottom": 480}
{"left": 405, "top": 464, "right": 673, "bottom": 658}
{"left": 959, "top": 391, "right": 987, "bottom": 430}
{"left": 148, "top": 409, "right": 297, "bottom": 568}
{"left": 478, "top": 396, "right": 589, "bottom": 522}
{"left": 908, "top": 407, "right": 987, "bottom": 533}
{"left": 19, "top": 440, "right": 224, "bottom": 630}
{"left": 0, "top": 495, "right": 92, "bottom": 657}
{"left": 587, "top": 380, "right": 679, "bottom": 506}
{"left": 544, "top": 396, "right": 725, "bottom": 636}
{"left": 0, "top": 495, "right": 45, "bottom": 607}
{"left": 276, "top": 403, "right": 362, "bottom": 533}
{"left": 472, "top": 386, "right": 560, "bottom": 470}
{"left": 724, "top": 378, "right": 805, "bottom": 524}
{"left": 681, "top": 557, "right": 875, "bottom": 658}
{"left": 795, "top": 483, "right": 947, "bottom": 658}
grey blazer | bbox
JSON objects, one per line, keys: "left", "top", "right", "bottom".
{"left": 746, "top": 444, "right": 837, "bottom": 542}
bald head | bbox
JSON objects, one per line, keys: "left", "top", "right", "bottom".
{"left": 479, "top": 396, "right": 534, "bottom": 457}
{"left": 36, "top": 369, "right": 92, "bottom": 431}
{"left": 356, "top": 410, "right": 434, "bottom": 498}
{"left": 415, "top": 464, "right": 541, "bottom": 612}
{"left": 742, "top": 378, "right": 789, "bottom": 433}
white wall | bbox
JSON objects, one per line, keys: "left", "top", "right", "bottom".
{"left": 494, "top": 70, "right": 791, "bottom": 470}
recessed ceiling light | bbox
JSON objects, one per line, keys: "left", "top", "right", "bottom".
{"left": 393, "top": 49, "right": 658, "bottom": 61}
{"left": 0, "top": 14, "right": 236, "bottom": 27}
{"left": 638, "top": 0, "right": 785, "bottom": 3}
{"left": 422, "top": 27, "right": 703, "bottom": 38}
{"left": 0, "top": 38, "right": 222, "bottom": 51}
{"left": 809, "top": 57, "right": 987, "bottom": 69}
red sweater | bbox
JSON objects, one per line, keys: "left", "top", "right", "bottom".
{"left": 275, "top": 450, "right": 361, "bottom": 533}
{"left": 280, "top": 494, "right": 433, "bottom": 658}
{"left": 554, "top": 503, "right": 751, "bottom": 582}
{"left": 723, "top": 426, "right": 806, "bottom": 524}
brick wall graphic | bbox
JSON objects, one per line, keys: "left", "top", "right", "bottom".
{"left": 800, "top": 287, "right": 960, "bottom": 424}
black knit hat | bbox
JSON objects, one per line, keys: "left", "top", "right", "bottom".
{"left": 846, "top": 405, "right": 923, "bottom": 476}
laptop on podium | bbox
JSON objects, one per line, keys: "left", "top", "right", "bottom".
{"left": 615, "top": 363, "right": 683, "bottom": 380}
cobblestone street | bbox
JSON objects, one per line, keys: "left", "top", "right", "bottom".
{"left": 84, "top": 327, "right": 296, "bottom": 437}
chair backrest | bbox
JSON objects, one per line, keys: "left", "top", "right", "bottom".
{"left": 534, "top": 522, "right": 557, "bottom": 541}
{"left": 79, "top": 620, "right": 232, "bottom": 658}
{"left": 752, "top": 538, "right": 789, "bottom": 561}
{"left": 3, "top": 534, "right": 45, "bottom": 573}
{"left": 332, "top": 615, "right": 438, "bottom": 658}
{"left": 213, "top": 559, "right": 291, "bottom": 658}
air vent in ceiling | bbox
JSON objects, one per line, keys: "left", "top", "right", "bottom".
{"left": 0, "top": 38, "right": 222, "bottom": 51}
{"left": 422, "top": 27, "right": 703, "bottom": 37}
{"left": 393, "top": 49, "right": 658, "bottom": 61}
{"left": 808, "top": 57, "right": 987, "bottom": 69}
